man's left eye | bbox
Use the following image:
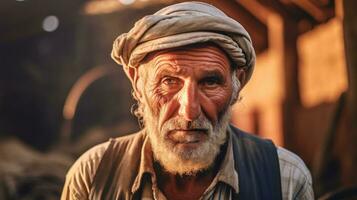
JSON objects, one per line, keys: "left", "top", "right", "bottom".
{"left": 201, "top": 77, "right": 221, "bottom": 87}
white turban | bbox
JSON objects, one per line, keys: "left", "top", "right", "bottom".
{"left": 111, "top": 1, "right": 256, "bottom": 85}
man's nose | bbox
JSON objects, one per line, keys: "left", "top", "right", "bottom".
{"left": 178, "top": 82, "right": 201, "bottom": 121}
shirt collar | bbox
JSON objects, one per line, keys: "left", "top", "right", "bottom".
{"left": 131, "top": 129, "right": 239, "bottom": 194}
{"left": 213, "top": 130, "right": 239, "bottom": 193}
{"left": 131, "top": 133, "right": 156, "bottom": 193}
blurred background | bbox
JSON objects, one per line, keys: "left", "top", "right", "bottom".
{"left": 1, "top": 0, "right": 356, "bottom": 199}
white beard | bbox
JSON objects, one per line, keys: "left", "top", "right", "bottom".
{"left": 144, "top": 105, "right": 232, "bottom": 176}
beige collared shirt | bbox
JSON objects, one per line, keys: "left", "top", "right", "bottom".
{"left": 61, "top": 131, "right": 314, "bottom": 200}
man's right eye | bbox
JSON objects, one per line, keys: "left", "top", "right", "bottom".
{"left": 162, "top": 77, "right": 179, "bottom": 85}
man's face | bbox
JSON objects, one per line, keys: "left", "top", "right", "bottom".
{"left": 136, "top": 45, "right": 237, "bottom": 175}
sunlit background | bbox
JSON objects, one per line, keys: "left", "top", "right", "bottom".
{"left": 1, "top": 0, "right": 356, "bottom": 199}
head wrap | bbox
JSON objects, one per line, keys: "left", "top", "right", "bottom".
{"left": 111, "top": 1, "right": 256, "bottom": 85}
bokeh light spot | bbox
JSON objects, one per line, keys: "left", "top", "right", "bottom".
{"left": 42, "top": 15, "right": 59, "bottom": 32}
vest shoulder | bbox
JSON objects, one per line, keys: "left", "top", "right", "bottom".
{"left": 75, "top": 131, "right": 145, "bottom": 165}
{"left": 62, "top": 131, "right": 145, "bottom": 198}
{"left": 66, "top": 131, "right": 145, "bottom": 182}
{"left": 63, "top": 140, "right": 111, "bottom": 198}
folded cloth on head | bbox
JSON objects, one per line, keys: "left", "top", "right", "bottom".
{"left": 111, "top": 1, "right": 256, "bottom": 84}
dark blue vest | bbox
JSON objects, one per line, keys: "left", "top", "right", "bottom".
{"left": 229, "top": 125, "right": 282, "bottom": 200}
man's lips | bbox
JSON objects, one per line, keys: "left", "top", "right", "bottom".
{"left": 167, "top": 129, "right": 208, "bottom": 144}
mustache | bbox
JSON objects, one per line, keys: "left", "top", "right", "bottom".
{"left": 161, "top": 115, "right": 213, "bottom": 134}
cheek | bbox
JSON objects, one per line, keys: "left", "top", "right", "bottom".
{"left": 199, "top": 87, "right": 232, "bottom": 123}
{"left": 145, "top": 91, "right": 163, "bottom": 115}
{"left": 145, "top": 88, "right": 178, "bottom": 128}
{"left": 158, "top": 99, "right": 179, "bottom": 128}
{"left": 144, "top": 78, "right": 171, "bottom": 113}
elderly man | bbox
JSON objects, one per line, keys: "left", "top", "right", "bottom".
{"left": 61, "top": 2, "right": 313, "bottom": 200}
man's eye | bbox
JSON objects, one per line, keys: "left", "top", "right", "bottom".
{"left": 201, "top": 77, "right": 221, "bottom": 87}
{"left": 162, "top": 77, "right": 179, "bottom": 85}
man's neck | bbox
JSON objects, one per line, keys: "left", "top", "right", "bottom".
{"left": 154, "top": 164, "right": 215, "bottom": 200}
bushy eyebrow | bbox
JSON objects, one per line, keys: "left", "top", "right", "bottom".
{"left": 153, "top": 68, "right": 226, "bottom": 85}
{"left": 201, "top": 69, "right": 224, "bottom": 77}
{"left": 154, "top": 68, "right": 180, "bottom": 79}
{"left": 200, "top": 70, "right": 225, "bottom": 82}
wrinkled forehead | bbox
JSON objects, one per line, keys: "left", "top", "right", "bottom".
{"left": 141, "top": 43, "right": 232, "bottom": 69}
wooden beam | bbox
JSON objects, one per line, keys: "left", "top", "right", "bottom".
{"left": 237, "top": 0, "right": 271, "bottom": 25}
{"left": 290, "top": 0, "right": 328, "bottom": 22}
{"left": 257, "top": 0, "right": 292, "bottom": 18}
{"left": 311, "top": 0, "right": 331, "bottom": 6}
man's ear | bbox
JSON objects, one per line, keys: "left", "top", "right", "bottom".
{"left": 236, "top": 68, "right": 247, "bottom": 91}
{"left": 123, "top": 66, "right": 143, "bottom": 101}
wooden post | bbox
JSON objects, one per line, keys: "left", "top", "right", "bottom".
{"left": 281, "top": 17, "right": 302, "bottom": 151}
{"left": 342, "top": 0, "right": 357, "bottom": 184}
{"left": 256, "top": 0, "right": 302, "bottom": 150}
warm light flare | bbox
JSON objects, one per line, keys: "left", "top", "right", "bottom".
{"left": 119, "top": 0, "right": 135, "bottom": 5}
{"left": 84, "top": 0, "right": 122, "bottom": 15}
